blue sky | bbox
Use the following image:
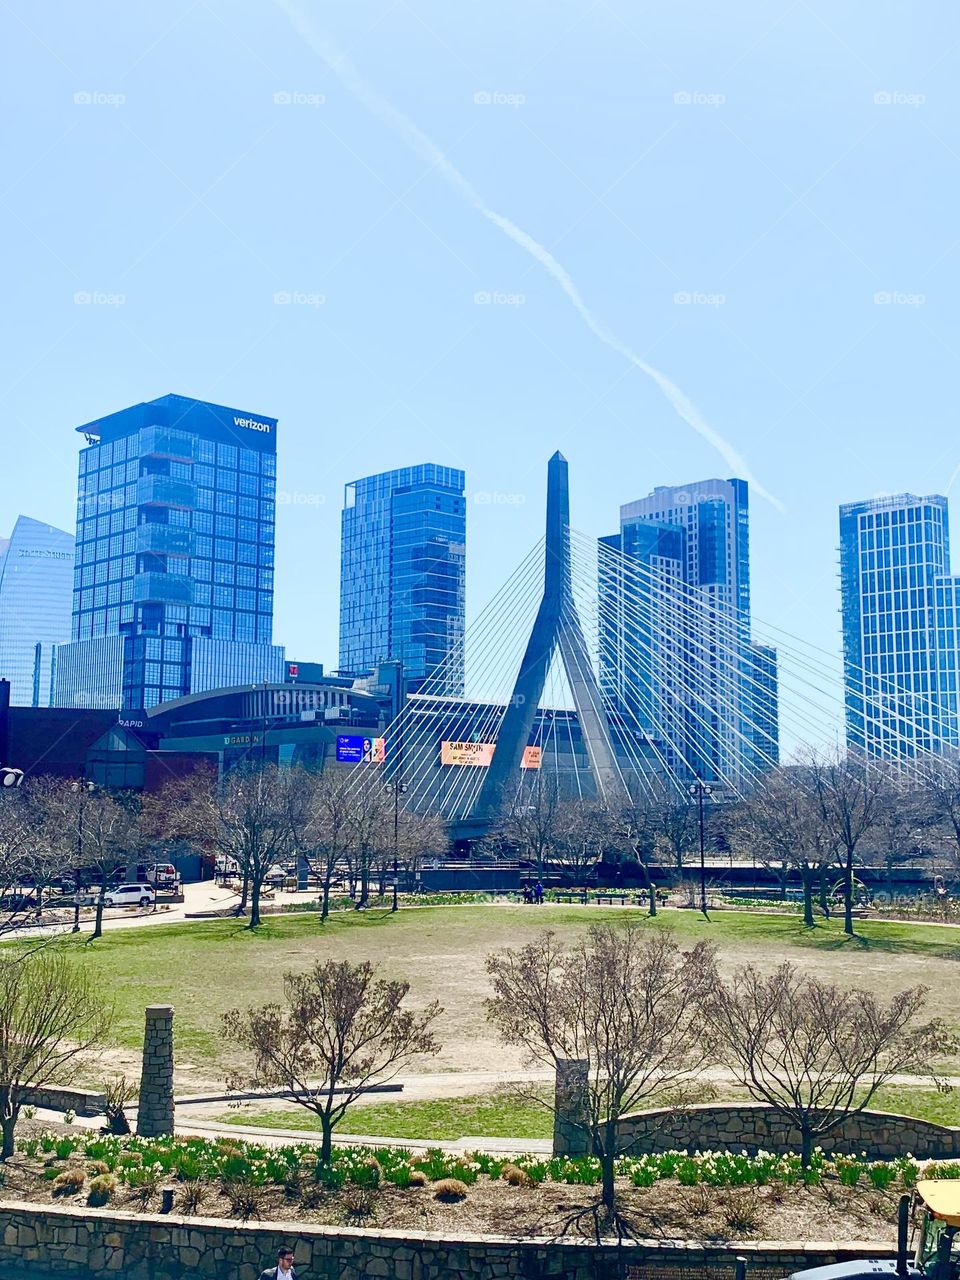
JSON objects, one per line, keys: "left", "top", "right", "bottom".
{"left": 2, "top": 0, "right": 959, "bottom": 678}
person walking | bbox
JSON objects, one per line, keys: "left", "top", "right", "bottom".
{"left": 534, "top": 881, "right": 544, "bottom": 904}
{"left": 260, "top": 1247, "right": 296, "bottom": 1280}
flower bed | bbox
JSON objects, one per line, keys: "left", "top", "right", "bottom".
{"left": 17, "top": 1129, "right": 935, "bottom": 1195}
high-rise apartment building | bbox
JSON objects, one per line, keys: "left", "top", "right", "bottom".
{"left": 599, "top": 478, "right": 779, "bottom": 786}
{"left": 339, "top": 465, "right": 466, "bottom": 694}
{"left": 840, "top": 492, "right": 960, "bottom": 756}
{"left": 0, "top": 516, "right": 74, "bottom": 706}
{"left": 53, "top": 394, "right": 284, "bottom": 711}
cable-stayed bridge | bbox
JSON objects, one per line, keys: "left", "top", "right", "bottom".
{"left": 343, "top": 454, "right": 958, "bottom": 839}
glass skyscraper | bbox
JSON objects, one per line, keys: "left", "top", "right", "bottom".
{"left": 840, "top": 492, "right": 960, "bottom": 756}
{"left": 599, "top": 478, "right": 779, "bottom": 787}
{"left": 339, "top": 464, "right": 466, "bottom": 695}
{"left": 53, "top": 394, "right": 284, "bottom": 711}
{"left": 0, "top": 516, "right": 74, "bottom": 706}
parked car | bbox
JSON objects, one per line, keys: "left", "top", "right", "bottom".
{"left": 0, "top": 892, "right": 38, "bottom": 912}
{"left": 145, "top": 863, "right": 178, "bottom": 889}
{"left": 102, "top": 884, "right": 155, "bottom": 909}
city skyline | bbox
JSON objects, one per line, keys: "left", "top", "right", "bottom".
{"left": 9, "top": 401, "right": 960, "bottom": 747}
{"left": 2, "top": 1, "right": 957, "bottom": 699}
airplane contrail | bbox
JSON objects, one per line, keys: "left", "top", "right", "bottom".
{"left": 274, "top": 0, "right": 782, "bottom": 510}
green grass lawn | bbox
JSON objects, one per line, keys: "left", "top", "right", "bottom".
{"left": 225, "top": 1089, "right": 555, "bottom": 1141}
{"left": 21, "top": 904, "right": 960, "bottom": 1077}
{"left": 223, "top": 1081, "right": 960, "bottom": 1142}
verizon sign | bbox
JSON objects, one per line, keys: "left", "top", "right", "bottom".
{"left": 233, "top": 416, "right": 272, "bottom": 434}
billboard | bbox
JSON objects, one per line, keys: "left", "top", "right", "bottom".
{"left": 336, "top": 735, "right": 386, "bottom": 764}
{"left": 441, "top": 741, "right": 496, "bottom": 767}
{"left": 521, "top": 745, "right": 542, "bottom": 770}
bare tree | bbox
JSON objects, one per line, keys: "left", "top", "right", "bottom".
{"left": 807, "top": 751, "right": 889, "bottom": 935}
{"left": 294, "top": 769, "right": 355, "bottom": 920}
{"left": 0, "top": 948, "right": 111, "bottom": 1157}
{"left": 345, "top": 784, "right": 392, "bottom": 906}
{"left": 649, "top": 783, "right": 699, "bottom": 872}
{"left": 485, "top": 925, "right": 716, "bottom": 1215}
{"left": 550, "top": 801, "right": 611, "bottom": 879}
{"left": 860, "top": 773, "right": 933, "bottom": 898}
{"left": 154, "top": 765, "right": 303, "bottom": 928}
{"left": 493, "top": 773, "right": 564, "bottom": 879}
{"left": 222, "top": 958, "right": 442, "bottom": 1161}
{"left": 23, "top": 777, "right": 141, "bottom": 939}
{"left": 706, "top": 961, "right": 949, "bottom": 1166}
{"left": 915, "top": 750, "right": 960, "bottom": 878}
{"left": 0, "top": 781, "right": 71, "bottom": 932}
{"left": 611, "top": 780, "right": 674, "bottom": 914}
{"left": 732, "top": 766, "right": 837, "bottom": 926}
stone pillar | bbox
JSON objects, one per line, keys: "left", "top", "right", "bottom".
{"left": 553, "top": 1058, "right": 590, "bottom": 1157}
{"left": 137, "top": 1005, "right": 175, "bottom": 1137}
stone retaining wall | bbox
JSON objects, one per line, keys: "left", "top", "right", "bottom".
{"left": 616, "top": 1103, "right": 960, "bottom": 1159}
{"left": 0, "top": 1200, "right": 895, "bottom": 1280}
{"left": 18, "top": 1085, "right": 105, "bottom": 1118}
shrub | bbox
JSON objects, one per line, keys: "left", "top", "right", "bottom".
{"left": 88, "top": 1160, "right": 111, "bottom": 1176}
{"left": 867, "top": 1161, "right": 898, "bottom": 1191}
{"left": 87, "top": 1174, "right": 117, "bottom": 1207}
{"left": 408, "top": 1169, "right": 428, "bottom": 1188}
{"left": 433, "top": 1178, "right": 468, "bottom": 1202}
{"left": 52, "top": 1168, "right": 86, "bottom": 1196}
{"left": 349, "top": 1158, "right": 382, "bottom": 1189}
{"left": 312, "top": 1161, "right": 346, "bottom": 1192}
{"left": 101, "top": 1075, "right": 134, "bottom": 1136}
{"left": 179, "top": 1181, "right": 207, "bottom": 1215}
{"left": 835, "top": 1157, "right": 864, "bottom": 1187}
{"left": 224, "top": 1179, "right": 264, "bottom": 1221}
{"left": 343, "top": 1185, "right": 377, "bottom": 1219}
{"left": 501, "top": 1163, "right": 534, "bottom": 1188}
{"left": 722, "top": 1189, "right": 763, "bottom": 1236}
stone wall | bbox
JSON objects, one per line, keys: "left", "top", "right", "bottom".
{"left": 0, "top": 1200, "right": 896, "bottom": 1280}
{"left": 18, "top": 1085, "right": 106, "bottom": 1118}
{"left": 616, "top": 1103, "right": 960, "bottom": 1159}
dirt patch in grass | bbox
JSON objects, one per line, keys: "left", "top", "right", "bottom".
{"left": 19, "top": 905, "right": 960, "bottom": 1094}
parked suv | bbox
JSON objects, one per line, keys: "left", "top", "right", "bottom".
{"left": 102, "top": 884, "right": 155, "bottom": 909}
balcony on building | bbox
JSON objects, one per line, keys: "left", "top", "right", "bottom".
{"left": 132, "top": 572, "right": 195, "bottom": 604}
{"left": 137, "top": 475, "right": 197, "bottom": 509}
{"left": 135, "top": 525, "right": 196, "bottom": 558}
{"left": 138, "top": 426, "right": 197, "bottom": 463}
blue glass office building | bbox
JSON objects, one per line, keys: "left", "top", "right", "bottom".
{"left": 339, "top": 465, "right": 465, "bottom": 695}
{"left": 600, "top": 478, "right": 779, "bottom": 786}
{"left": 0, "top": 516, "right": 75, "bottom": 706}
{"left": 53, "top": 394, "right": 284, "bottom": 711}
{"left": 840, "top": 493, "right": 960, "bottom": 756}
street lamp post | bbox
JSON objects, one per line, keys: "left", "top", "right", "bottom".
{"left": 688, "top": 779, "right": 713, "bottom": 917}
{"left": 386, "top": 779, "right": 407, "bottom": 913}
{"left": 72, "top": 776, "right": 95, "bottom": 933}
